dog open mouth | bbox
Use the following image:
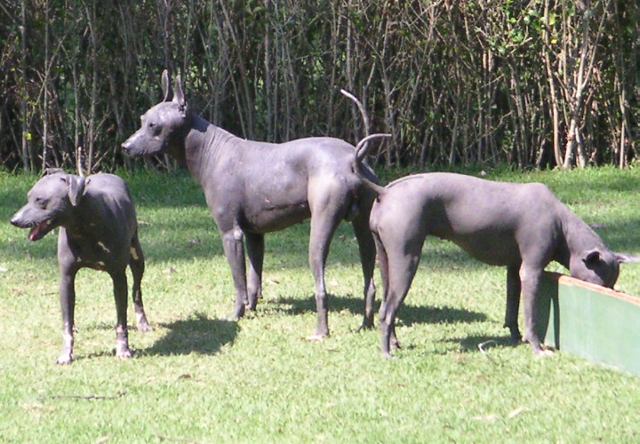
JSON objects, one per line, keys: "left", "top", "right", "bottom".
{"left": 28, "top": 219, "right": 54, "bottom": 241}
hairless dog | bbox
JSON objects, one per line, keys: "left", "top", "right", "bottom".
{"left": 122, "top": 70, "right": 386, "bottom": 339}
{"left": 353, "top": 148, "right": 636, "bottom": 358}
{"left": 10, "top": 171, "right": 150, "bottom": 364}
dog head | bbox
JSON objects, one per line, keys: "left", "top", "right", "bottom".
{"left": 570, "top": 248, "right": 638, "bottom": 289}
{"left": 122, "top": 70, "right": 190, "bottom": 157}
{"left": 10, "top": 171, "right": 86, "bottom": 241}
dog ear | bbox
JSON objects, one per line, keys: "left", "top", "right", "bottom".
{"left": 161, "top": 69, "right": 173, "bottom": 102}
{"left": 43, "top": 167, "right": 64, "bottom": 176}
{"left": 614, "top": 253, "right": 640, "bottom": 264}
{"left": 173, "top": 73, "right": 187, "bottom": 111}
{"left": 67, "top": 175, "right": 86, "bottom": 207}
{"left": 583, "top": 249, "right": 602, "bottom": 267}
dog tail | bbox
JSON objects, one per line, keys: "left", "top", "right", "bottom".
{"left": 353, "top": 134, "right": 391, "bottom": 196}
{"left": 340, "top": 88, "right": 390, "bottom": 196}
{"left": 76, "top": 146, "right": 85, "bottom": 178}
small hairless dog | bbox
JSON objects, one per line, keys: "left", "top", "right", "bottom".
{"left": 10, "top": 171, "right": 150, "bottom": 364}
{"left": 353, "top": 150, "right": 636, "bottom": 357}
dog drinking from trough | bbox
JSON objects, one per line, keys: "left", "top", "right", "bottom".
{"left": 10, "top": 170, "right": 150, "bottom": 364}
{"left": 352, "top": 147, "right": 637, "bottom": 358}
{"left": 122, "top": 70, "right": 387, "bottom": 339}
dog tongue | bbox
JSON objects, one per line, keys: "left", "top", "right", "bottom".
{"left": 28, "top": 221, "right": 48, "bottom": 241}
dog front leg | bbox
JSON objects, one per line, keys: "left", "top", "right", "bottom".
{"left": 112, "top": 270, "right": 132, "bottom": 359}
{"left": 505, "top": 264, "right": 522, "bottom": 344}
{"left": 222, "top": 228, "right": 248, "bottom": 320}
{"left": 520, "top": 264, "right": 553, "bottom": 357}
{"left": 57, "top": 270, "right": 77, "bottom": 365}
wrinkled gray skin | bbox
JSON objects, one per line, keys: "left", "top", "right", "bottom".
{"left": 122, "top": 71, "right": 380, "bottom": 338}
{"left": 356, "top": 167, "right": 634, "bottom": 358}
{"left": 10, "top": 172, "right": 150, "bottom": 364}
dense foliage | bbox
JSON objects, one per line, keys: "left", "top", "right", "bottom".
{"left": 0, "top": 0, "right": 638, "bottom": 172}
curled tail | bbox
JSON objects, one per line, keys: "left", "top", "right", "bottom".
{"left": 353, "top": 134, "right": 391, "bottom": 196}
{"left": 340, "top": 88, "right": 390, "bottom": 196}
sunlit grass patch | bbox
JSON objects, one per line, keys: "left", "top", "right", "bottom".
{"left": 1, "top": 167, "right": 639, "bottom": 443}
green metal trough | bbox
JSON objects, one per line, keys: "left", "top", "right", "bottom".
{"left": 538, "top": 272, "right": 640, "bottom": 376}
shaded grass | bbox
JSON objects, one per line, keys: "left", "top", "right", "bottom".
{"left": 1, "top": 167, "right": 639, "bottom": 443}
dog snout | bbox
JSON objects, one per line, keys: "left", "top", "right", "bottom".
{"left": 10, "top": 206, "right": 41, "bottom": 228}
{"left": 121, "top": 137, "right": 140, "bottom": 156}
{"left": 10, "top": 209, "right": 26, "bottom": 227}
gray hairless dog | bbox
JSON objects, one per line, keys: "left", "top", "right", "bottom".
{"left": 122, "top": 70, "right": 384, "bottom": 339}
{"left": 10, "top": 171, "right": 150, "bottom": 364}
{"left": 353, "top": 152, "right": 635, "bottom": 357}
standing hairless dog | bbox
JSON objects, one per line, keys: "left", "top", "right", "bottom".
{"left": 10, "top": 171, "right": 150, "bottom": 364}
{"left": 353, "top": 149, "right": 636, "bottom": 357}
{"left": 122, "top": 70, "right": 385, "bottom": 339}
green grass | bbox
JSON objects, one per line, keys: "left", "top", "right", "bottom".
{"left": 1, "top": 166, "right": 639, "bottom": 443}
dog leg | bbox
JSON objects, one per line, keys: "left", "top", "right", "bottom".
{"left": 309, "top": 183, "right": 344, "bottom": 340}
{"left": 222, "top": 227, "right": 248, "bottom": 320}
{"left": 111, "top": 270, "right": 133, "bottom": 359}
{"left": 57, "top": 270, "right": 77, "bottom": 365}
{"left": 353, "top": 213, "right": 377, "bottom": 330}
{"left": 130, "top": 231, "right": 151, "bottom": 332}
{"left": 520, "top": 263, "right": 553, "bottom": 357}
{"left": 505, "top": 264, "right": 522, "bottom": 344}
{"left": 245, "top": 232, "right": 264, "bottom": 311}
{"left": 380, "top": 245, "right": 422, "bottom": 358}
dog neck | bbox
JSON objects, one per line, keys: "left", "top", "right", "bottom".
{"left": 182, "top": 114, "right": 242, "bottom": 186}
{"left": 561, "top": 207, "right": 607, "bottom": 266}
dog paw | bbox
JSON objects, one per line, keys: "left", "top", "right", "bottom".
{"left": 137, "top": 322, "right": 152, "bottom": 333}
{"left": 534, "top": 348, "right": 555, "bottom": 358}
{"left": 229, "top": 305, "right": 246, "bottom": 321}
{"left": 357, "top": 320, "right": 375, "bottom": 332}
{"left": 306, "top": 333, "right": 328, "bottom": 342}
{"left": 116, "top": 348, "right": 134, "bottom": 359}
{"left": 56, "top": 353, "right": 73, "bottom": 365}
{"left": 245, "top": 294, "right": 259, "bottom": 311}
{"left": 136, "top": 313, "right": 152, "bottom": 332}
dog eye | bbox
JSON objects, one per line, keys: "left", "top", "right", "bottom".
{"left": 35, "top": 197, "right": 48, "bottom": 209}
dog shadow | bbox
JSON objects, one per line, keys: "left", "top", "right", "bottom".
{"left": 141, "top": 312, "right": 238, "bottom": 356}
{"left": 275, "top": 294, "right": 487, "bottom": 326}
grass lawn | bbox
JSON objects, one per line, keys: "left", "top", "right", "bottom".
{"left": 1, "top": 166, "right": 639, "bottom": 443}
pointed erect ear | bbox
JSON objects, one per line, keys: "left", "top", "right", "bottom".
{"left": 161, "top": 69, "right": 173, "bottom": 102}
{"left": 614, "top": 253, "right": 640, "bottom": 264}
{"left": 583, "top": 249, "right": 602, "bottom": 267}
{"left": 67, "top": 175, "right": 86, "bottom": 207}
{"left": 173, "top": 74, "right": 186, "bottom": 110}
{"left": 44, "top": 167, "right": 64, "bottom": 176}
